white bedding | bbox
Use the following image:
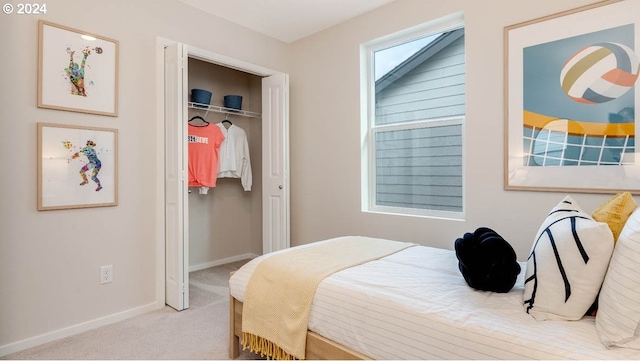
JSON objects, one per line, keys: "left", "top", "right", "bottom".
{"left": 229, "top": 237, "right": 640, "bottom": 360}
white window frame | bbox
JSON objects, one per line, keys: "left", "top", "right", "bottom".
{"left": 360, "top": 13, "right": 465, "bottom": 220}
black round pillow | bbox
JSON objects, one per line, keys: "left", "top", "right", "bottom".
{"left": 454, "top": 227, "right": 521, "bottom": 293}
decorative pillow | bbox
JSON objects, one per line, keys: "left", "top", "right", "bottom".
{"left": 592, "top": 192, "right": 637, "bottom": 243}
{"left": 587, "top": 192, "right": 636, "bottom": 316}
{"left": 523, "top": 195, "right": 614, "bottom": 321}
{"left": 596, "top": 206, "right": 640, "bottom": 349}
{"left": 455, "top": 227, "right": 521, "bottom": 293}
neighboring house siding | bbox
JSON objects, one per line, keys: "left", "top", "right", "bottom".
{"left": 374, "top": 35, "right": 465, "bottom": 212}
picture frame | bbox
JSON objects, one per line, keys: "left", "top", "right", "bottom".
{"left": 37, "top": 123, "right": 118, "bottom": 210}
{"left": 38, "top": 20, "right": 119, "bottom": 117}
{"left": 504, "top": 0, "right": 640, "bottom": 194}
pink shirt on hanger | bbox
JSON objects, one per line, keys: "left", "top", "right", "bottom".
{"left": 187, "top": 124, "right": 225, "bottom": 188}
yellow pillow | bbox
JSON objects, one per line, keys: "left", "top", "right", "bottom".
{"left": 592, "top": 192, "right": 637, "bottom": 242}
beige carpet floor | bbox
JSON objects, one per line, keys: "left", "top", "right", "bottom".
{"left": 2, "top": 260, "right": 261, "bottom": 360}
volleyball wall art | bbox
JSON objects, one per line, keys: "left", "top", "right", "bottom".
{"left": 38, "top": 20, "right": 119, "bottom": 116}
{"left": 505, "top": 0, "right": 640, "bottom": 194}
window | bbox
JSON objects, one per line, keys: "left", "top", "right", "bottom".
{"left": 361, "top": 16, "right": 465, "bottom": 219}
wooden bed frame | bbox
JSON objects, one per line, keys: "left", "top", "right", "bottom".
{"left": 229, "top": 295, "right": 368, "bottom": 360}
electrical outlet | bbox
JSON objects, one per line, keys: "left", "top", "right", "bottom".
{"left": 100, "top": 265, "right": 113, "bottom": 284}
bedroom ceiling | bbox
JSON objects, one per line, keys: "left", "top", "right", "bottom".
{"left": 178, "top": 0, "right": 396, "bottom": 43}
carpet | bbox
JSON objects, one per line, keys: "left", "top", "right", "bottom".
{"left": 3, "top": 260, "right": 261, "bottom": 360}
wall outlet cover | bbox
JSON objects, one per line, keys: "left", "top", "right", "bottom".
{"left": 100, "top": 265, "right": 113, "bottom": 284}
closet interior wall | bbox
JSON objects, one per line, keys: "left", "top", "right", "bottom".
{"left": 187, "top": 58, "right": 263, "bottom": 270}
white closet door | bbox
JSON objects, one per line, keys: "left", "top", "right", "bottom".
{"left": 164, "top": 42, "right": 189, "bottom": 311}
{"left": 262, "top": 73, "right": 290, "bottom": 253}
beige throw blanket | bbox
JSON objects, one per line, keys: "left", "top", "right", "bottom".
{"left": 241, "top": 236, "right": 415, "bottom": 360}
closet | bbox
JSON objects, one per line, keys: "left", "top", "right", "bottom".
{"left": 163, "top": 41, "right": 289, "bottom": 312}
{"left": 187, "top": 58, "right": 262, "bottom": 271}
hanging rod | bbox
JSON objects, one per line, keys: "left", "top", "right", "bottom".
{"left": 188, "top": 102, "right": 261, "bottom": 118}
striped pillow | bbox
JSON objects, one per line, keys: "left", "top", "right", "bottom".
{"left": 596, "top": 207, "right": 640, "bottom": 349}
{"left": 523, "top": 195, "right": 614, "bottom": 321}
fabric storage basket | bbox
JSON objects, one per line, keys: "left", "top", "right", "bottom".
{"left": 224, "top": 95, "right": 243, "bottom": 110}
{"left": 191, "top": 89, "right": 212, "bottom": 106}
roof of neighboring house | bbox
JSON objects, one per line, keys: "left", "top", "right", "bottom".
{"left": 375, "top": 28, "right": 464, "bottom": 94}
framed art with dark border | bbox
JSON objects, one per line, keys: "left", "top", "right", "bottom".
{"left": 38, "top": 20, "right": 119, "bottom": 116}
{"left": 504, "top": 0, "right": 640, "bottom": 193}
{"left": 38, "top": 123, "right": 118, "bottom": 211}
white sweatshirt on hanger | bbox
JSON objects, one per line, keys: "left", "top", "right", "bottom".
{"left": 216, "top": 122, "right": 252, "bottom": 191}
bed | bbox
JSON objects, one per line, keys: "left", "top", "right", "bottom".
{"left": 228, "top": 236, "right": 640, "bottom": 360}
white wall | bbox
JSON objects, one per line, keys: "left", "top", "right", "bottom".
{"left": 286, "top": 0, "right": 614, "bottom": 258}
{"left": 0, "top": 0, "right": 287, "bottom": 354}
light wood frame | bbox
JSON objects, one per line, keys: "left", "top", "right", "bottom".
{"left": 229, "top": 295, "right": 368, "bottom": 360}
{"left": 503, "top": 0, "right": 640, "bottom": 194}
{"left": 37, "top": 123, "right": 118, "bottom": 210}
{"left": 38, "top": 20, "right": 119, "bottom": 116}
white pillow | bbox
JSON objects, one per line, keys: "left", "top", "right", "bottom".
{"left": 523, "top": 195, "right": 614, "bottom": 321}
{"left": 596, "top": 206, "right": 640, "bottom": 349}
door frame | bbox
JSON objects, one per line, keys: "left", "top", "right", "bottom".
{"left": 155, "top": 36, "right": 286, "bottom": 307}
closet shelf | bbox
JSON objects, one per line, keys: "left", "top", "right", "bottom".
{"left": 188, "top": 102, "right": 261, "bottom": 118}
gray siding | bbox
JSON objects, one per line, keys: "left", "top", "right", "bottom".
{"left": 374, "top": 35, "right": 465, "bottom": 212}
{"left": 376, "top": 36, "right": 465, "bottom": 125}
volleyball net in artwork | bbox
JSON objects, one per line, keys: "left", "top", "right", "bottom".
{"left": 523, "top": 111, "right": 635, "bottom": 167}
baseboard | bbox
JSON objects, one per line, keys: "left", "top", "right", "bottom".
{"left": 0, "top": 301, "right": 162, "bottom": 357}
{"left": 1, "top": 255, "right": 258, "bottom": 357}
{"left": 189, "top": 253, "right": 258, "bottom": 273}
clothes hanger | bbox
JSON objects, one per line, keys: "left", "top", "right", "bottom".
{"left": 222, "top": 113, "right": 232, "bottom": 125}
{"left": 188, "top": 115, "right": 209, "bottom": 126}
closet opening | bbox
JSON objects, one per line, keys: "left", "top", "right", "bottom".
{"left": 186, "top": 59, "right": 263, "bottom": 273}
{"left": 160, "top": 39, "right": 290, "bottom": 312}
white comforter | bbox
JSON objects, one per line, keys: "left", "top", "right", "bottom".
{"left": 229, "top": 236, "right": 640, "bottom": 360}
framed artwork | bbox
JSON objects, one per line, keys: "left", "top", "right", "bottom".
{"left": 38, "top": 20, "right": 119, "bottom": 116}
{"left": 504, "top": 0, "right": 640, "bottom": 193}
{"left": 37, "top": 123, "right": 118, "bottom": 210}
